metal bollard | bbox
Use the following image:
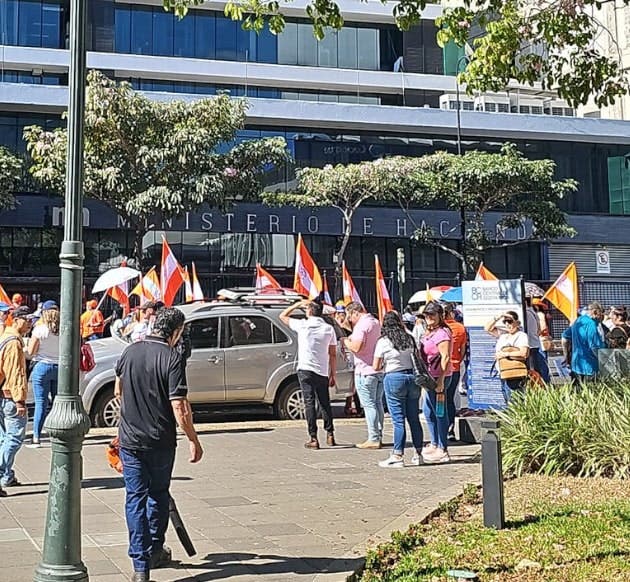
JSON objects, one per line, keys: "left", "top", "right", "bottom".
{"left": 481, "top": 419, "right": 505, "bottom": 529}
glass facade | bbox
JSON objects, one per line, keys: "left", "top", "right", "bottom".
{"left": 110, "top": 3, "right": 401, "bottom": 71}
{"left": 0, "top": 69, "right": 66, "bottom": 85}
{"left": 0, "top": 0, "right": 65, "bottom": 48}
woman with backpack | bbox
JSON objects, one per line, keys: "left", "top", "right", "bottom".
{"left": 27, "top": 301, "right": 60, "bottom": 447}
{"left": 605, "top": 307, "right": 630, "bottom": 349}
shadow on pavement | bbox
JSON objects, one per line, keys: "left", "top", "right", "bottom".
{"left": 171, "top": 552, "right": 364, "bottom": 581}
{"left": 196, "top": 427, "right": 275, "bottom": 436}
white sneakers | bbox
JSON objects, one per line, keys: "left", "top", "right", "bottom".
{"left": 422, "top": 447, "right": 451, "bottom": 464}
{"left": 378, "top": 453, "right": 425, "bottom": 468}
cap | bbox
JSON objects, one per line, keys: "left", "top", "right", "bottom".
{"left": 335, "top": 304, "right": 345, "bottom": 313}
{"left": 11, "top": 293, "right": 23, "bottom": 304}
{"left": 0, "top": 302, "right": 10, "bottom": 313}
{"left": 12, "top": 306, "right": 32, "bottom": 319}
{"left": 42, "top": 300, "right": 58, "bottom": 310}
{"left": 140, "top": 301, "right": 156, "bottom": 311}
{"left": 86, "top": 299, "right": 98, "bottom": 309}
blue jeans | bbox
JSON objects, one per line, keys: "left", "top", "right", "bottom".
{"left": 445, "top": 371, "right": 461, "bottom": 430}
{"left": 121, "top": 447, "right": 176, "bottom": 574}
{"left": 0, "top": 398, "right": 28, "bottom": 486}
{"left": 384, "top": 371, "right": 423, "bottom": 455}
{"left": 423, "top": 378, "right": 451, "bottom": 451}
{"left": 31, "top": 361, "right": 58, "bottom": 441}
{"left": 355, "top": 373, "right": 384, "bottom": 443}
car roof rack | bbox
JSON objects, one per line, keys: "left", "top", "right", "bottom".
{"left": 216, "top": 287, "right": 306, "bottom": 305}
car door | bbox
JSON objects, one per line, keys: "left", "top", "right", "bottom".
{"left": 223, "top": 314, "right": 295, "bottom": 402}
{"left": 185, "top": 316, "right": 226, "bottom": 403}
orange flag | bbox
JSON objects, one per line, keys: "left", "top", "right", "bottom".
{"left": 183, "top": 267, "right": 193, "bottom": 303}
{"left": 342, "top": 261, "right": 363, "bottom": 306}
{"left": 107, "top": 283, "right": 130, "bottom": 315}
{"left": 543, "top": 262, "right": 579, "bottom": 322}
{"left": 130, "top": 267, "right": 162, "bottom": 303}
{"left": 0, "top": 283, "right": 10, "bottom": 305}
{"left": 160, "top": 237, "right": 184, "bottom": 307}
{"left": 322, "top": 274, "right": 332, "bottom": 305}
{"left": 293, "top": 234, "right": 323, "bottom": 299}
{"left": 475, "top": 262, "right": 498, "bottom": 281}
{"left": 375, "top": 255, "right": 393, "bottom": 323}
{"left": 191, "top": 262, "right": 204, "bottom": 301}
{"left": 256, "top": 263, "right": 281, "bottom": 290}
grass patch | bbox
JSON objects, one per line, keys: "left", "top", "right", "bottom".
{"left": 360, "top": 475, "right": 630, "bottom": 581}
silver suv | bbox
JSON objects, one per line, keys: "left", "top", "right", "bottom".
{"left": 83, "top": 299, "right": 353, "bottom": 427}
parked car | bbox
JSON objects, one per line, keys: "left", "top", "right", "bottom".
{"left": 81, "top": 299, "right": 353, "bottom": 428}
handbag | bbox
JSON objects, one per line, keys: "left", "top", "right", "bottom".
{"left": 497, "top": 346, "right": 528, "bottom": 380}
{"left": 411, "top": 350, "right": 437, "bottom": 391}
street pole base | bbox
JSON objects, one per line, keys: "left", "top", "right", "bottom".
{"left": 33, "top": 562, "right": 88, "bottom": 582}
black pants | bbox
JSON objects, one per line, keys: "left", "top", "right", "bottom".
{"left": 298, "top": 370, "right": 334, "bottom": 438}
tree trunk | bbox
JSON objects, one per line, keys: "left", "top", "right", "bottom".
{"left": 333, "top": 216, "right": 353, "bottom": 299}
{"left": 132, "top": 223, "right": 146, "bottom": 271}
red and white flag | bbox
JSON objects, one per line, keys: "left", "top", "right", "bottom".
{"left": 475, "top": 262, "right": 498, "bottom": 281}
{"left": 256, "top": 263, "right": 281, "bottom": 291}
{"left": 322, "top": 274, "right": 332, "bottom": 305}
{"left": 160, "top": 237, "right": 184, "bottom": 307}
{"left": 342, "top": 261, "right": 363, "bottom": 306}
{"left": 191, "top": 262, "right": 204, "bottom": 301}
{"left": 130, "top": 267, "right": 161, "bottom": 303}
{"left": 375, "top": 254, "right": 393, "bottom": 323}
{"left": 293, "top": 234, "right": 322, "bottom": 299}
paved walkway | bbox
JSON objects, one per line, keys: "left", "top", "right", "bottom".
{"left": 0, "top": 418, "right": 480, "bottom": 582}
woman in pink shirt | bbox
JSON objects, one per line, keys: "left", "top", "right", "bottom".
{"left": 420, "top": 302, "right": 452, "bottom": 463}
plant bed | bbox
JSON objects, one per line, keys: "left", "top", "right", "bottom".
{"left": 359, "top": 474, "right": 630, "bottom": 581}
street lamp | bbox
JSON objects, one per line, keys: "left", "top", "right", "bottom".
{"left": 455, "top": 54, "right": 471, "bottom": 278}
{"left": 34, "top": 1, "right": 91, "bottom": 581}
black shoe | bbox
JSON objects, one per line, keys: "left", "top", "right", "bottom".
{"left": 0, "top": 488, "right": 7, "bottom": 498}
{"left": 326, "top": 433, "right": 336, "bottom": 447}
{"left": 130, "top": 572, "right": 149, "bottom": 582}
{"left": 150, "top": 545, "right": 172, "bottom": 569}
{"left": 2, "top": 477, "right": 20, "bottom": 487}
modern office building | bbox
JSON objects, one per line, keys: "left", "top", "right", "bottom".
{"left": 1, "top": 0, "right": 630, "bottom": 304}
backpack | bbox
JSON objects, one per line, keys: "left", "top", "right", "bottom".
{"left": 80, "top": 342, "right": 96, "bottom": 372}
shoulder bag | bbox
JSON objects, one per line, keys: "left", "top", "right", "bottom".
{"left": 411, "top": 349, "right": 437, "bottom": 391}
{"left": 497, "top": 346, "right": 528, "bottom": 380}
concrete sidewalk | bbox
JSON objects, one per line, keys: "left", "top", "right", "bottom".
{"left": 0, "top": 418, "right": 480, "bottom": 582}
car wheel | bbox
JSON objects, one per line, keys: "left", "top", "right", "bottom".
{"left": 275, "top": 381, "right": 307, "bottom": 421}
{"left": 92, "top": 386, "right": 121, "bottom": 428}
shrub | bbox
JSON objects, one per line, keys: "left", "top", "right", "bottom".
{"left": 495, "top": 380, "right": 630, "bottom": 479}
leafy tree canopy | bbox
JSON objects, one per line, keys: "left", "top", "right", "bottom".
{"left": 25, "top": 70, "right": 288, "bottom": 265}
{"left": 0, "top": 146, "right": 22, "bottom": 211}
{"left": 164, "top": 0, "right": 630, "bottom": 108}
{"left": 287, "top": 144, "right": 577, "bottom": 274}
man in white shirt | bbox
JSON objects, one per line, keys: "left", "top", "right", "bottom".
{"left": 280, "top": 300, "right": 337, "bottom": 450}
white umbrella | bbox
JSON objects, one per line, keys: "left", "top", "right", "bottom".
{"left": 92, "top": 267, "right": 141, "bottom": 294}
{"left": 407, "top": 287, "right": 450, "bottom": 304}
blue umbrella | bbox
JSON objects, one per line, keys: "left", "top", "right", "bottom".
{"left": 440, "top": 286, "right": 462, "bottom": 303}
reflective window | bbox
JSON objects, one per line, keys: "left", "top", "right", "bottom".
{"left": 257, "top": 27, "right": 277, "bottom": 63}
{"left": 215, "top": 16, "right": 237, "bottom": 61}
{"left": 41, "top": 2, "right": 62, "bottom": 48}
{"left": 226, "top": 316, "right": 273, "bottom": 347}
{"left": 18, "top": 0, "right": 42, "bottom": 47}
{"left": 130, "top": 6, "right": 152, "bottom": 54}
{"left": 2, "top": 0, "right": 63, "bottom": 48}
{"left": 318, "top": 31, "right": 338, "bottom": 68}
{"left": 358, "top": 28, "right": 378, "bottom": 70}
{"left": 174, "top": 12, "right": 195, "bottom": 57}
{"left": 337, "top": 28, "right": 358, "bottom": 69}
{"left": 297, "top": 23, "right": 318, "bottom": 66}
{"left": 278, "top": 22, "right": 298, "bottom": 65}
{"left": 194, "top": 12, "right": 215, "bottom": 59}
{"left": 188, "top": 317, "right": 220, "bottom": 350}
{"left": 114, "top": 5, "right": 131, "bottom": 53}
{"left": 152, "top": 8, "right": 174, "bottom": 56}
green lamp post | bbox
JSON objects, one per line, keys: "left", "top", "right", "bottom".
{"left": 33, "top": 0, "right": 91, "bottom": 580}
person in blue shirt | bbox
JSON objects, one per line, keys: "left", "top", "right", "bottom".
{"left": 561, "top": 302, "right": 606, "bottom": 382}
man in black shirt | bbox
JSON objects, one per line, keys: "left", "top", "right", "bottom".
{"left": 115, "top": 308, "right": 203, "bottom": 582}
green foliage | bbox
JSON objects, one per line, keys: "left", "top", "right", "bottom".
{"left": 24, "top": 70, "right": 288, "bottom": 264}
{"left": 496, "top": 381, "right": 630, "bottom": 479}
{"left": 166, "top": 0, "right": 630, "bottom": 108}
{"left": 0, "top": 146, "right": 22, "bottom": 211}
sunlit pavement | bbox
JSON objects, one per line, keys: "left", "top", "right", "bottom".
{"left": 1, "top": 416, "right": 480, "bottom": 582}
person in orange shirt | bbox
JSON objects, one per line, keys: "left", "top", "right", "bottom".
{"left": 444, "top": 303, "right": 467, "bottom": 441}
{"left": 81, "top": 299, "right": 105, "bottom": 341}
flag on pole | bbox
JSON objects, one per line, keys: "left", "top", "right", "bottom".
{"left": 256, "top": 263, "right": 281, "bottom": 291}
{"left": 475, "top": 262, "right": 498, "bottom": 281}
{"left": 160, "top": 237, "right": 184, "bottom": 307}
{"left": 183, "top": 267, "right": 194, "bottom": 303}
{"left": 293, "top": 234, "right": 323, "bottom": 299}
{"left": 322, "top": 274, "right": 332, "bottom": 305}
{"left": 543, "top": 262, "right": 579, "bottom": 322}
{"left": 107, "top": 282, "right": 130, "bottom": 315}
{"left": 191, "top": 262, "right": 204, "bottom": 301}
{"left": 130, "top": 267, "right": 162, "bottom": 303}
{"left": 375, "top": 254, "right": 393, "bottom": 323}
{"left": 0, "top": 283, "right": 10, "bottom": 305}
{"left": 425, "top": 283, "right": 434, "bottom": 303}
{"left": 342, "top": 261, "right": 363, "bottom": 306}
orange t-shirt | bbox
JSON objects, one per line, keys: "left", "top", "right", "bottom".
{"left": 80, "top": 309, "right": 104, "bottom": 338}
{"left": 446, "top": 318, "right": 467, "bottom": 372}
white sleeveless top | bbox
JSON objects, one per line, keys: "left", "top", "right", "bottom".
{"left": 32, "top": 324, "right": 60, "bottom": 365}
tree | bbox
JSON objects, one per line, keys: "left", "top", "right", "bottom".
{"left": 263, "top": 157, "right": 421, "bottom": 286}
{"left": 164, "top": 0, "right": 629, "bottom": 108}
{"left": 0, "top": 146, "right": 22, "bottom": 211}
{"left": 291, "top": 144, "right": 577, "bottom": 276}
{"left": 25, "top": 70, "right": 289, "bottom": 267}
